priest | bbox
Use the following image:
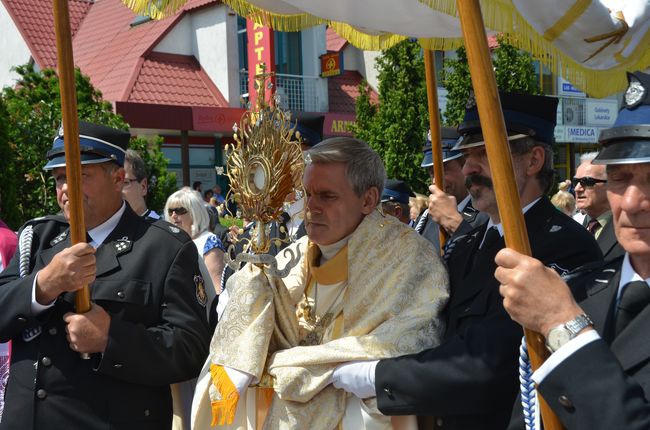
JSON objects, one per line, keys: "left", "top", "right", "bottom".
{"left": 192, "top": 137, "right": 449, "bottom": 429}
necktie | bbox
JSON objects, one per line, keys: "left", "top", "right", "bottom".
{"left": 481, "top": 226, "right": 501, "bottom": 250}
{"left": 615, "top": 281, "right": 650, "bottom": 336}
{"left": 586, "top": 218, "right": 601, "bottom": 236}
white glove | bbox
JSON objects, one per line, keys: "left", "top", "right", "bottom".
{"left": 224, "top": 366, "right": 253, "bottom": 394}
{"left": 331, "top": 360, "right": 379, "bottom": 399}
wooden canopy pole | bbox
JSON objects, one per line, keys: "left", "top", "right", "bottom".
{"left": 53, "top": 0, "right": 91, "bottom": 318}
{"left": 423, "top": 49, "right": 447, "bottom": 253}
{"left": 455, "top": 0, "right": 563, "bottom": 428}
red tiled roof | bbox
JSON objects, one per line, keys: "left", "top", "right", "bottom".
{"left": 2, "top": 0, "right": 93, "bottom": 68}
{"left": 328, "top": 70, "right": 378, "bottom": 114}
{"left": 3, "top": 0, "right": 221, "bottom": 104}
{"left": 326, "top": 27, "right": 348, "bottom": 53}
{"left": 127, "top": 52, "right": 227, "bottom": 107}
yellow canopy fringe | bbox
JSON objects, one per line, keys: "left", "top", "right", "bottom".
{"left": 209, "top": 364, "right": 240, "bottom": 426}
{"left": 419, "top": 0, "right": 650, "bottom": 97}
{"left": 120, "top": 0, "right": 650, "bottom": 97}
{"left": 121, "top": 0, "right": 188, "bottom": 20}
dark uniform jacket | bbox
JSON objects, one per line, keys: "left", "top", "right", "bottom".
{"left": 583, "top": 213, "right": 625, "bottom": 262}
{"left": 0, "top": 206, "right": 211, "bottom": 430}
{"left": 509, "top": 256, "right": 650, "bottom": 429}
{"left": 417, "top": 198, "right": 488, "bottom": 250}
{"left": 376, "top": 197, "right": 603, "bottom": 430}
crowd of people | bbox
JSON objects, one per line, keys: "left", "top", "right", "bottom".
{"left": 0, "top": 70, "right": 649, "bottom": 430}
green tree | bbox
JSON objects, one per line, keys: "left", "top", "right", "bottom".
{"left": 0, "top": 97, "right": 20, "bottom": 228}
{"left": 353, "top": 40, "right": 430, "bottom": 194}
{"left": 128, "top": 136, "right": 177, "bottom": 212}
{"left": 442, "top": 35, "right": 540, "bottom": 126}
{"left": 1, "top": 63, "right": 174, "bottom": 225}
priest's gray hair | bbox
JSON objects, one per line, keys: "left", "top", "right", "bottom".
{"left": 305, "top": 137, "right": 386, "bottom": 197}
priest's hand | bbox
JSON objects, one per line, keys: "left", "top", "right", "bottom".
{"left": 224, "top": 366, "right": 253, "bottom": 394}
{"left": 331, "top": 360, "right": 378, "bottom": 399}
{"left": 63, "top": 303, "right": 110, "bottom": 354}
{"left": 495, "top": 248, "right": 585, "bottom": 336}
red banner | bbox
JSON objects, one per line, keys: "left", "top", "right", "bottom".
{"left": 247, "top": 19, "right": 275, "bottom": 108}
{"left": 320, "top": 52, "right": 342, "bottom": 78}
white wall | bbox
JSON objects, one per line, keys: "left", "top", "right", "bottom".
{"left": 340, "top": 44, "right": 380, "bottom": 91}
{"left": 362, "top": 51, "right": 381, "bottom": 91}
{"left": 154, "top": 5, "right": 240, "bottom": 107}
{"left": 0, "top": 5, "right": 33, "bottom": 89}
{"left": 301, "top": 25, "right": 328, "bottom": 112}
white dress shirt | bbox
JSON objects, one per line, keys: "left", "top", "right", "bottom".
{"left": 533, "top": 253, "right": 650, "bottom": 384}
{"left": 30, "top": 203, "right": 126, "bottom": 313}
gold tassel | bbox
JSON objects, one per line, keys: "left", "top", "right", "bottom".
{"left": 210, "top": 364, "right": 240, "bottom": 426}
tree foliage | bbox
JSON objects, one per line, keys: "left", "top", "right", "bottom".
{"left": 442, "top": 35, "right": 540, "bottom": 126}
{"left": 353, "top": 40, "right": 430, "bottom": 194}
{"left": 0, "top": 97, "right": 20, "bottom": 228}
{"left": 128, "top": 136, "right": 177, "bottom": 213}
{"left": 0, "top": 64, "right": 174, "bottom": 228}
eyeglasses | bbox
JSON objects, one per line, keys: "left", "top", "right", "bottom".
{"left": 572, "top": 176, "right": 608, "bottom": 188}
{"left": 167, "top": 207, "right": 188, "bottom": 216}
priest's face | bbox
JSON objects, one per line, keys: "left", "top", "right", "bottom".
{"left": 303, "top": 162, "right": 376, "bottom": 245}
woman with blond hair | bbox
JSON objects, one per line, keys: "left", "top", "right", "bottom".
{"left": 551, "top": 179, "right": 576, "bottom": 216}
{"left": 164, "top": 187, "right": 225, "bottom": 292}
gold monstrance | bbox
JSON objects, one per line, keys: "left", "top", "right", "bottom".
{"left": 224, "top": 65, "right": 304, "bottom": 276}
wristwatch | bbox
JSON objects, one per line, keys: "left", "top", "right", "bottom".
{"left": 545, "top": 314, "right": 593, "bottom": 353}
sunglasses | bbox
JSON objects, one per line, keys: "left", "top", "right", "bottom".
{"left": 167, "top": 207, "right": 188, "bottom": 216}
{"left": 572, "top": 176, "right": 607, "bottom": 188}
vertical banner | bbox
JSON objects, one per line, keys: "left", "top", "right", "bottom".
{"left": 247, "top": 19, "right": 275, "bottom": 107}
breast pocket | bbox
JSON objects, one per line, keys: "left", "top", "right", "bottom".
{"left": 92, "top": 279, "right": 155, "bottom": 323}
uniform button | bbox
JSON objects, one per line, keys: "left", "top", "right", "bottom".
{"left": 144, "top": 409, "right": 150, "bottom": 417}
{"left": 17, "top": 316, "right": 27, "bottom": 323}
{"left": 113, "top": 363, "right": 123, "bottom": 369}
{"left": 463, "top": 307, "right": 470, "bottom": 313}
{"left": 41, "top": 357, "right": 52, "bottom": 367}
{"left": 383, "top": 387, "right": 395, "bottom": 400}
{"left": 48, "top": 327, "right": 58, "bottom": 335}
{"left": 117, "top": 291, "right": 125, "bottom": 299}
{"left": 558, "top": 395, "right": 574, "bottom": 410}
{"left": 435, "top": 417, "right": 444, "bottom": 427}
{"left": 36, "top": 389, "right": 47, "bottom": 399}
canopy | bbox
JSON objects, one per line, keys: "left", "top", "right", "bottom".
{"left": 122, "top": 0, "right": 650, "bottom": 97}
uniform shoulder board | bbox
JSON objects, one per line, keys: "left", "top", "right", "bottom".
{"left": 23, "top": 214, "right": 68, "bottom": 228}
{"left": 148, "top": 219, "right": 191, "bottom": 242}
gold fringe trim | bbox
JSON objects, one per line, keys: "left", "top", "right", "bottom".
{"left": 222, "top": 0, "right": 326, "bottom": 31}
{"left": 210, "top": 364, "right": 240, "bottom": 426}
{"left": 122, "top": 0, "right": 650, "bottom": 97}
{"left": 418, "top": 0, "right": 650, "bottom": 97}
{"left": 121, "top": 0, "right": 187, "bottom": 20}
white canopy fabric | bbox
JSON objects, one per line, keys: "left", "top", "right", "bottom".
{"left": 122, "top": 0, "right": 650, "bottom": 97}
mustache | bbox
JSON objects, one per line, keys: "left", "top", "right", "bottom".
{"left": 465, "top": 174, "right": 493, "bottom": 190}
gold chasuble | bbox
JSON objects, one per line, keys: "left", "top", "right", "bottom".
{"left": 191, "top": 210, "right": 449, "bottom": 429}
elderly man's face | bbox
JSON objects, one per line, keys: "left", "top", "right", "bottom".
{"left": 574, "top": 161, "right": 609, "bottom": 217}
{"left": 303, "top": 162, "right": 375, "bottom": 245}
{"left": 607, "top": 163, "right": 650, "bottom": 258}
{"left": 54, "top": 163, "right": 124, "bottom": 229}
